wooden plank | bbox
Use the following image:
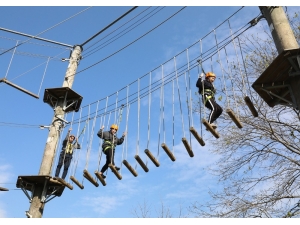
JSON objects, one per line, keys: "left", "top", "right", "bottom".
{"left": 108, "top": 164, "right": 122, "bottom": 180}
{"left": 94, "top": 171, "right": 107, "bottom": 186}
{"left": 144, "top": 149, "right": 160, "bottom": 167}
{"left": 182, "top": 138, "right": 194, "bottom": 157}
{"left": 202, "top": 119, "right": 220, "bottom": 139}
{"left": 161, "top": 143, "right": 176, "bottom": 161}
{"left": 83, "top": 169, "right": 99, "bottom": 187}
{"left": 122, "top": 160, "right": 138, "bottom": 177}
{"left": 70, "top": 176, "right": 84, "bottom": 189}
{"left": 55, "top": 177, "right": 73, "bottom": 190}
{"left": 244, "top": 96, "right": 258, "bottom": 117}
{"left": 226, "top": 108, "right": 243, "bottom": 129}
{"left": 189, "top": 127, "right": 205, "bottom": 146}
{"left": 134, "top": 155, "right": 149, "bottom": 172}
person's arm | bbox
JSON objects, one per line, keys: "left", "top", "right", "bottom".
{"left": 97, "top": 125, "right": 105, "bottom": 138}
{"left": 117, "top": 131, "right": 127, "bottom": 145}
{"left": 74, "top": 137, "right": 81, "bottom": 149}
{"left": 196, "top": 77, "right": 202, "bottom": 88}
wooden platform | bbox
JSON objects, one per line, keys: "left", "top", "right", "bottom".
{"left": 43, "top": 87, "right": 83, "bottom": 112}
{"left": 252, "top": 48, "right": 300, "bottom": 108}
{"left": 16, "top": 175, "right": 65, "bottom": 197}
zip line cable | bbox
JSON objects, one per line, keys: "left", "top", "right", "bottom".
{"left": 83, "top": 6, "right": 153, "bottom": 53}
{"left": 80, "top": 6, "right": 138, "bottom": 47}
{"left": 0, "top": 6, "right": 92, "bottom": 57}
{"left": 83, "top": 6, "right": 165, "bottom": 58}
{"left": 67, "top": 6, "right": 187, "bottom": 78}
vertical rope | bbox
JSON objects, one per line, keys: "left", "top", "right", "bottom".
{"left": 172, "top": 79, "right": 175, "bottom": 154}
{"left": 228, "top": 20, "right": 246, "bottom": 97}
{"left": 237, "top": 36, "right": 252, "bottom": 98}
{"left": 96, "top": 115, "right": 104, "bottom": 171}
{"left": 103, "top": 96, "right": 109, "bottom": 130}
{"left": 125, "top": 104, "right": 131, "bottom": 166}
{"left": 147, "top": 73, "right": 152, "bottom": 151}
{"left": 186, "top": 49, "right": 192, "bottom": 145}
{"left": 84, "top": 105, "right": 91, "bottom": 170}
{"left": 38, "top": 56, "right": 50, "bottom": 96}
{"left": 197, "top": 65, "right": 203, "bottom": 137}
{"left": 161, "top": 65, "right": 166, "bottom": 145}
{"left": 188, "top": 63, "right": 194, "bottom": 127}
{"left": 114, "top": 91, "right": 119, "bottom": 124}
{"left": 214, "top": 29, "right": 230, "bottom": 110}
{"left": 157, "top": 76, "right": 163, "bottom": 155}
{"left": 224, "top": 46, "right": 239, "bottom": 116}
{"left": 198, "top": 40, "right": 205, "bottom": 135}
{"left": 72, "top": 107, "right": 83, "bottom": 177}
{"left": 136, "top": 78, "right": 140, "bottom": 156}
{"left": 5, "top": 40, "right": 19, "bottom": 79}
{"left": 125, "top": 85, "right": 129, "bottom": 160}
{"left": 174, "top": 57, "right": 186, "bottom": 138}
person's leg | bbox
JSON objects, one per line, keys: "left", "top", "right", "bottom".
{"left": 55, "top": 152, "right": 64, "bottom": 177}
{"left": 207, "top": 100, "right": 222, "bottom": 124}
{"left": 100, "top": 148, "right": 112, "bottom": 173}
{"left": 215, "top": 103, "right": 223, "bottom": 120}
{"left": 204, "top": 96, "right": 214, "bottom": 124}
{"left": 62, "top": 155, "right": 72, "bottom": 179}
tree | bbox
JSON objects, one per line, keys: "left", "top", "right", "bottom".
{"left": 189, "top": 9, "right": 300, "bottom": 218}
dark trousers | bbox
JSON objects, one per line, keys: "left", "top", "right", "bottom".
{"left": 204, "top": 96, "right": 223, "bottom": 124}
{"left": 100, "top": 147, "right": 115, "bottom": 173}
{"left": 55, "top": 151, "right": 72, "bottom": 179}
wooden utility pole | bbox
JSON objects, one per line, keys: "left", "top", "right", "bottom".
{"left": 27, "top": 45, "right": 82, "bottom": 218}
{"left": 259, "top": 6, "right": 300, "bottom": 110}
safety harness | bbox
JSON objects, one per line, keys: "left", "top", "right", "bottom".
{"left": 202, "top": 88, "right": 215, "bottom": 105}
{"left": 103, "top": 140, "right": 115, "bottom": 152}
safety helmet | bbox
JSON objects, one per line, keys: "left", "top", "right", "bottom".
{"left": 205, "top": 72, "right": 216, "bottom": 78}
{"left": 69, "top": 134, "right": 75, "bottom": 139}
{"left": 110, "top": 124, "right": 118, "bottom": 130}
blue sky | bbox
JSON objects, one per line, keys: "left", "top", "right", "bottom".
{"left": 0, "top": 2, "right": 299, "bottom": 221}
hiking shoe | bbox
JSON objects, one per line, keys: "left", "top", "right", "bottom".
{"left": 210, "top": 123, "right": 217, "bottom": 129}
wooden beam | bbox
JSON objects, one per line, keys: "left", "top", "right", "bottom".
{"left": 122, "top": 160, "right": 138, "bottom": 177}
{"left": 189, "top": 127, "right": 205, "bottom": 146}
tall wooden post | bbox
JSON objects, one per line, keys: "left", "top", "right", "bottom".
{"left": 27, "top": 45, "right": 82, "bottom": 218}
{"left": 259, "top": 6, "right": 300, "bottom": 110}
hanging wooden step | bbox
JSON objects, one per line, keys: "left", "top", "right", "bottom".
{"left": 94, "top": 171, "right": 107, "bottom": 186}
{"left": 226, "top": 108, "right": 243, "bottom": 128}
{"left": 54, "top": 177, "right": 73, "bottom": 190}
{"left": 161, "top": 143, "right": 176, "bottom": 161}
{"left": 0, "top": 78, "right": 39, "bottom": 99}
{"left": 182, "top": 138, "right": 194, "bottom": 157}
{"left": 189, "top": 127, "right": 205, "bottom": 146}
{"left": 122, "top": 160, "right": 138, "bottom": 177}
{"left": 83, "top": 169, "right": 99, "bottom": 187}
{"left": 134, "top": 155, "right": 149, "bottom": 172}
{"left": 0, "top": 187, "right": 8, "bottom": 191}
{"left": 144, "top": 149, "right": 160, "bottom": 167}
{"left": 70, "top": 176, "right": 84, "bottom": 190}
{"left": 108, "top": 164, "right": 122, "bottom": 180}
{"left": 244, "top": 96, "right": 258, "bottom": 117}
{"left": 202, "top": 119, "right": 220, "bottom": 139}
